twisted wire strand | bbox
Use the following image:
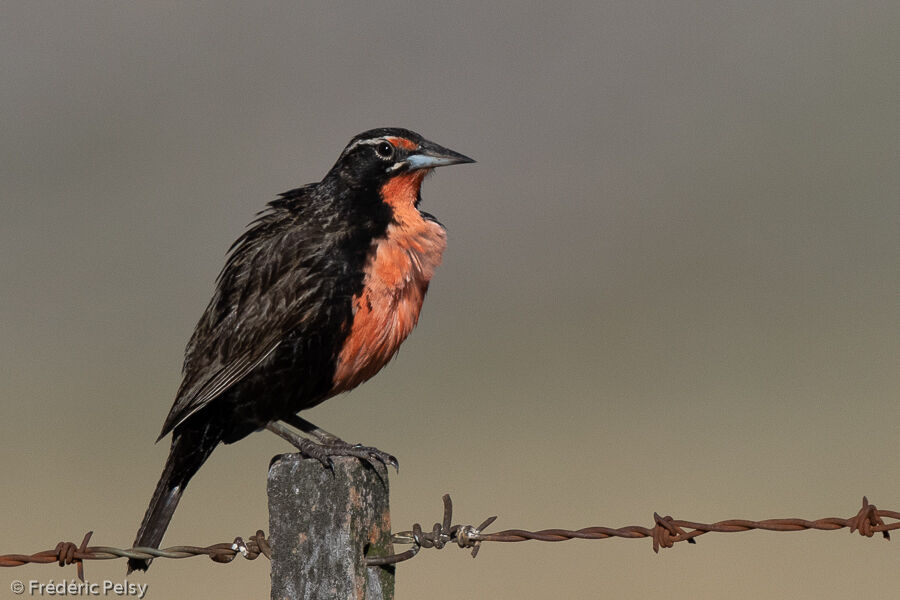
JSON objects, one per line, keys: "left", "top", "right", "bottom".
{"left": 1, "top": 496, "right": 893, "bottom": 578}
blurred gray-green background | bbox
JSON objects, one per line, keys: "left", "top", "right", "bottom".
{"left": 3, "top": 2, "right": 900, "bottom": 598}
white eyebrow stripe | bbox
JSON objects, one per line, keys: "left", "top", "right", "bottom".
{"left": 341, "top": 137, "right": 383, "bottom": 156}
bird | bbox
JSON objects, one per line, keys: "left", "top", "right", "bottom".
{"left": 127, "top": 128, "right": 474, "bottom": 573}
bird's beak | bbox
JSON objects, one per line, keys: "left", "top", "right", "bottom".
{"left": 405, "top": 140, "right": 475, "bottom": 171}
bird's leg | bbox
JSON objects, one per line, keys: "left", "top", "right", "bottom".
{"left": 265, "top": 421, "right": 337, "bottom": 470}
{"left": 279, "top": 414, "right": 344, "bottom": 445}
{"left": 281, "top": 413, "right": 399, "bottom": 471}
{"left": 267, "top": 415, "right": 398, "bottom": 472}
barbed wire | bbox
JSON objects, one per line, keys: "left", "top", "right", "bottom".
{"left": 0, "top": 530, "right": 270, "bottom": 581}
{"left": 372, "top": 494, "right": 895, "bottom": 565}
{"left": 1, "top": 496, "right": 894, "bottom": 578}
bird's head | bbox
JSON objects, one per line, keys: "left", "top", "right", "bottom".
{"left": 328, "top": 128, "right": 475, "bottom": 191}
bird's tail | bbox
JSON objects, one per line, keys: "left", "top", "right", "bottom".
{"left": 127, "top": 422, "right": 220, "bottom": 573}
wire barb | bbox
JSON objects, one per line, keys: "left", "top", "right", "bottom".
{"left": 368, "top": 494, "right": 497, "bottom": 566}
{"left": 651, "top": 513, "right": 694, "bottom": 553}
{"left": 850, "top": 496, "right": 890, "bottom": 540}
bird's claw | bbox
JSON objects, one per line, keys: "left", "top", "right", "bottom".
{"left": 297, "top": 439, "right": 398, "bottom": 473}
{"left": 293, "top": 437, "right": 336, "bottom": 471}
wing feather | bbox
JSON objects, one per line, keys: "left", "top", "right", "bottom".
{"left": 158, "top": 188, "right": 337, "bottom": 438}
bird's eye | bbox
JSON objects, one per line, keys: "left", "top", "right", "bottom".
{"left": 375, "top": 141, "right": 394, "bottom": 160}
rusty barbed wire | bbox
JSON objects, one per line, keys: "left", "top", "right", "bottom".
{"left": 0, "top": 530, "right": 270, "bottom": 581}
{"left": 370, "top": 494, "right": 896, "bottom": 565}
{"left": 2, "top": 496, "right": 896, "bottom": 577}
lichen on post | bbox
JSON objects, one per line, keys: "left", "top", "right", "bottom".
{"left": 268, "top": 454, "right": 394, "bottom": 600}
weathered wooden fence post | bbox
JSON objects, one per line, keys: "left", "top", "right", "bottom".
{"left": 268, "top": 454, "right": 394, "bottom": 600}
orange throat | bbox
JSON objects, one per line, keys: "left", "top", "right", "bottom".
{"left": 331, "top": 171, "right": 447, "bottom": 394}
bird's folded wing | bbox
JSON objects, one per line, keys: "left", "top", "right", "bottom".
{"left": 155, "top": 209, "right": 335, "bottom": 440}
{"left": 156, "top": 341, "right": 281, "bottom": 440}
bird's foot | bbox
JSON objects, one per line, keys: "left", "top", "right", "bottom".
{"left": 299, "top": 438, "right": 399, "bottom": 473}
{"left": 266, "top": 419, "right": 398, "bottom": 472}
